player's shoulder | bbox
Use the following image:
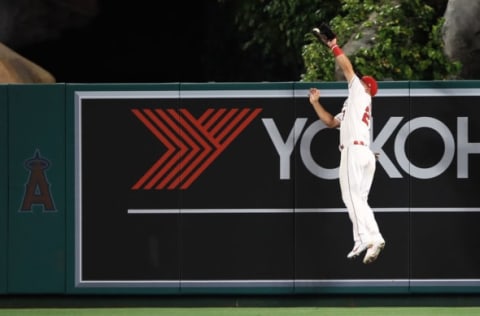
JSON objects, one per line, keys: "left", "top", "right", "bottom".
{"left": 348, "top": 74, "right": 362, "bottom": 91}
{"left": 348, "top": 74, "right": 361, "bottom": 86}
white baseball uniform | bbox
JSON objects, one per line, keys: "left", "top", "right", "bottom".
{"left": 334, "top": 75, "right": 384, "bottom": 248}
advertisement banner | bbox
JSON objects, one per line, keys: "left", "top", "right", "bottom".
{"left": 72, "top": 82, "right": 480, "bottom": 294}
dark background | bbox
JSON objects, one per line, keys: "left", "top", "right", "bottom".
{"left": 76, "top": 87, "right": 480, "bottom": 288}
{"left": 16, "top": 0, "right": 299, "bottom": 84}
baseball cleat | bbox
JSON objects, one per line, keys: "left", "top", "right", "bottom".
{"left": 363, "top": 240, "right": 385, "bottom": 264}
{"left": 347, "top": 242, "right": 370, "bottom": 259}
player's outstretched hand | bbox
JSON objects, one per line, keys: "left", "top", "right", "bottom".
{"left": 308, "top": 88, "right": 321, "bottom": 105}
{"left": 326, "top": 38, "right": 337, "bottom": 49}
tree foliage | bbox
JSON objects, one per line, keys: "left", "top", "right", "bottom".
{"left": 228, "top": 0, "right": 340, "bottom": 80}
{"left": 228, "top": 0, "right": 460, "bottom": 82}
{"left": 301, "top": 0, "right": 461, "bottom": 81}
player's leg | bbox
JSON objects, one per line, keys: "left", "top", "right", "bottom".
{"left": 358, "top": 148, "right": 385, "bottom": 263}
{"left": 342, "top": 146, "right": 386, "bottom": 262}
{"left": 340, "top": 147, "right": 370, "bottom": 259}
{"left": 359, "top": 149, "right": 383, "bottom": 241}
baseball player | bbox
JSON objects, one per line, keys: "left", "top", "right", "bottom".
{"left": 308, "top": 27, "right": 385, "bottom": 264}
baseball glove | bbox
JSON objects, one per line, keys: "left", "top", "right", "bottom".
{"left": 312, "top": 22, "right": 336, "bottom": 44}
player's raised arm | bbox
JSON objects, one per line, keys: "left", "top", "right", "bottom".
{"left": 312, "top": 25, "right": 355, "bottom": 83}
{"left": 327, "top": 38, "right": 355, "bottom": 83}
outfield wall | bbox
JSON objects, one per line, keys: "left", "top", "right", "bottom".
{"left": 1, "top": 81, "right": 480, "bottom": 295}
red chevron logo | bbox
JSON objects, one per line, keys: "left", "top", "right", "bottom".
{"left": 131, "top": 107, "right": 262, "bottom": 190}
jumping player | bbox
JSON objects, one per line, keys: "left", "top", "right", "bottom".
{"left": 308, "top": 35, "right": 385, "bottom": 264}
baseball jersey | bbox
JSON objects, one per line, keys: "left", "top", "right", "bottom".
{"left": 334, "top": 75, "right": 372, "bottom": 147}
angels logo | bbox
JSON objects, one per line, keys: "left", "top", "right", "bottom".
{"left": 20, "top": 149, "right": 56, "bottom": 212}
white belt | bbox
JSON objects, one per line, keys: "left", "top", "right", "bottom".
{"left": 339, "top": 140, "right": 367, "bottom": 151}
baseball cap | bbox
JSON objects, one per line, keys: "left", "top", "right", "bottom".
{"left": 362, "top": 75, "right": 378, "bottom": 97}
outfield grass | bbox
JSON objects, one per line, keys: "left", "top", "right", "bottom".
{"left": 1, "top": 307, "right": 480, "bottom": 316}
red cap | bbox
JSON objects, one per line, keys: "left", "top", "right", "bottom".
{"left": 362, "top": 75, "right": 378, "bottom": 97}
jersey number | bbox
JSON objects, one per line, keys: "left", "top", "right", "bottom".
{"left": 361, "top": 106, "right": 371, "bottom": 126}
